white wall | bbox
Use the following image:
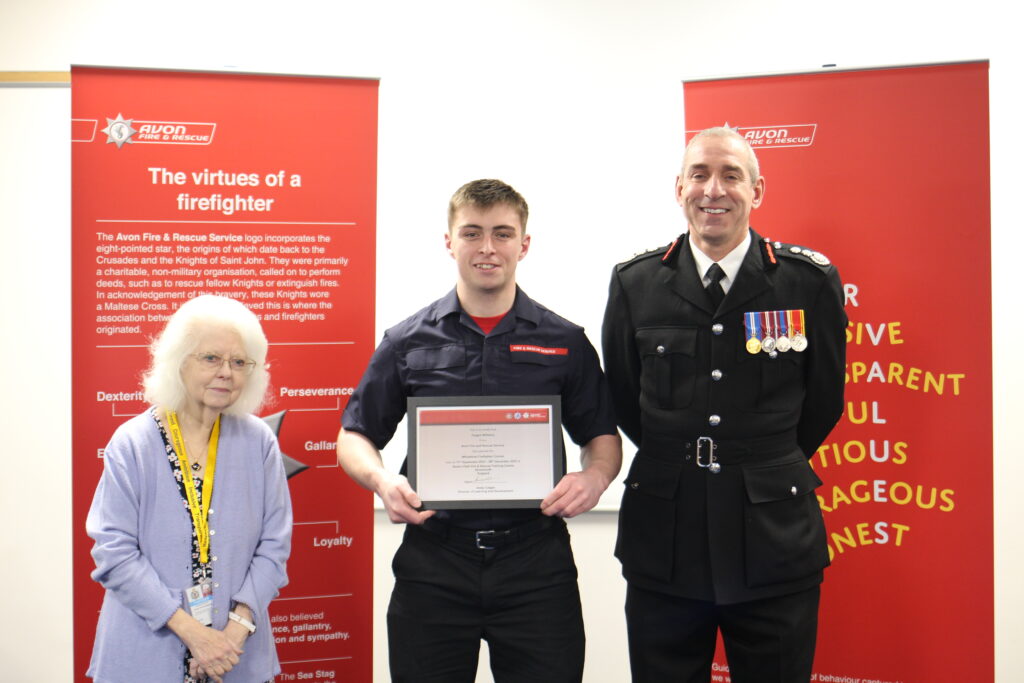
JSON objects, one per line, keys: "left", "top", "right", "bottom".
{"left": 2, "top": 1, "right": 1022, "bottom": 680}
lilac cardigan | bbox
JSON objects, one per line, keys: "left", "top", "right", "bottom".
{"left": 86, "top": 411, "right": 293, "bottom": 683}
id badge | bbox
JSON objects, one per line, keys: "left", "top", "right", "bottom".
{"left": 186, "top": 580, "right": 213, "bottom": 626}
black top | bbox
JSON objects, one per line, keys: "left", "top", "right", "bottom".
{"left": 343, "top": 286, "right": 618, "bottom": 529}
{"left": 602, "top": 229, "right": 847, "bottom": 603}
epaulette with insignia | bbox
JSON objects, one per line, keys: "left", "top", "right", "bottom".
{"left": 765, "top": 236, "right": 833, "bottom": 271}
{"left": 616, "top": 235, "right": 680, "bottom": 271}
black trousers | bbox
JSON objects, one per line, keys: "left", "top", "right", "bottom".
{"left": 387, "top": 518, "right": 585, "bottom": 683}
{"left": 625, "top": 583, "right": 820, "bottom": 683}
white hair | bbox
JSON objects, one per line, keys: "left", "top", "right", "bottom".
{"left": 142, "top": 295, "right": 270, "bottom": 415}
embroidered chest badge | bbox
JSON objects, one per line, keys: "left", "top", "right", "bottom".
{"left": 509, "top": 344, "right": 569, "bottom": 356}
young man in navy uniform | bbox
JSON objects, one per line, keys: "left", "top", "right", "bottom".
{"left": 602, "top": 127, "right": 847, "bottom": 683}
{"left": 338, "top": 179, "right": 622, "bottom": 682}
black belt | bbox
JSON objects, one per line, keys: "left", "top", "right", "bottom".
{"left": 644, "top": 430, "right": 800, "bottom": 473}
{"left": 420, "top": 515, "right": 556, "bottom": 550}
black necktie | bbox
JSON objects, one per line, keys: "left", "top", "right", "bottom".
{"left": 705, "top": 263, "right": 726, "bottom": 309}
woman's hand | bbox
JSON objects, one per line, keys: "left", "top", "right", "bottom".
{"left": 223, "top": 602, "right": 254, "bottom": 651}
{"left": 167, "top": 609, "right": 243, "bottom": 683}
{"left": 185, "top": 626, "right": 241, "bottom": 682}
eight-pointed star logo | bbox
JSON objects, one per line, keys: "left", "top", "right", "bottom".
{"left": 101, "top": 113, "right": 137, "bottom": 148}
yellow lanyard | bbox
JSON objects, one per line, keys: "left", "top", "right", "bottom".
{"left": 166, "top": 410, "right": 220, "bottom": 564}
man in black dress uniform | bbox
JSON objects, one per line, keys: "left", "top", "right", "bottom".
{"left": 602, "top": 127, "right": 847, "bottom": 683}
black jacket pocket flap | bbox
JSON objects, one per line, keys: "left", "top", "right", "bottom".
{"left": 744, "top": 459, "right": 822, "bottom": 504}
{"left": 635, "top": 326, "right": 697, "bottom": 358}
{"left": 406, "top": 344, "right": 466, "bottom": 371}
{"left": 624, "top": 456, "right": 682, "bottom": 500}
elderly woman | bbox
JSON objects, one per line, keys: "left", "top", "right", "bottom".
{"left": 86, "top": 295, "right": 292, "bottom": 683}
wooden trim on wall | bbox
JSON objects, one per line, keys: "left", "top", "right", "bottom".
{"left": 0, "top": 71, "right": 72, "bottom": 85}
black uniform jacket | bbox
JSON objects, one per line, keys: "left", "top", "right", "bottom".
{"left": 602, "top": 229, "right": 847, "bottom": 604}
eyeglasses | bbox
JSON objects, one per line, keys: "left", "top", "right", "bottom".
{"left": 193, "top": 352, "right": 257, "bottom": 375}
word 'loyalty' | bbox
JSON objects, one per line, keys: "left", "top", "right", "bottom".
{"left": 313, "top": 535, "right": 353, "bottom": 549}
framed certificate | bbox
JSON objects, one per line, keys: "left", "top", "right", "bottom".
{"left": 407, "top": 395, "right": 563, "bottom": 509}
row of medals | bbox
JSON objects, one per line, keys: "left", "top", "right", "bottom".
{"left": 746, "top": 330, "right": 807, "bottom": 356}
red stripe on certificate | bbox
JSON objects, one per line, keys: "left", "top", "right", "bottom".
{"left": 418, "top": 408, "right": 551, "bottom": 425}
{"left": 509, "top": 344, "right": 568, "bottom": 355}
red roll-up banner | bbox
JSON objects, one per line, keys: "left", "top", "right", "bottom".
{"left": 72, "top": 66, "right": 377, "bottom": 682}
{"left": 684, "top": 62, "right": 992, "bottom": 682}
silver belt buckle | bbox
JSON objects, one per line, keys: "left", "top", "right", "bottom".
{"left": 475, "top": 530, "right": 497, "bottom": 550}
{"left": 696, "top": 436, "right": 721, "bottom": 474}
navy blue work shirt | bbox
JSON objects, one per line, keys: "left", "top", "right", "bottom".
{"left": 342, "top": 286, "right": 618, "bottom": 528}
